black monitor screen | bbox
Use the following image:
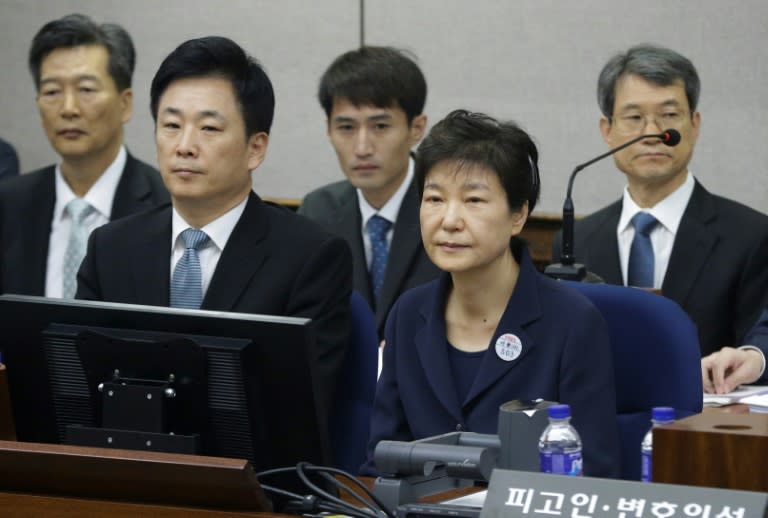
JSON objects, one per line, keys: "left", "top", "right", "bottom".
{"left": 0, "top": 294, "right": 326, "bottom": 473}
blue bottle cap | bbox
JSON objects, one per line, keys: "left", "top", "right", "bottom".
{"left": 548, "top": 404, "right": 571, "bottom": 419}
{"left": 651, "top": 406, "right": 675, "bottom": 422}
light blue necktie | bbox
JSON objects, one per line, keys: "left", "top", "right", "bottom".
{"left": 170, "top": 228, "right": 210, "bottom": 309}
{"left": 628, "top": 212, "right": 659, "bottom": 287}
{"left": 367, "top": 215, "right": 392, "bottom": 304}
{"left": 62, "top": 198, "right": 95, "bottom": 298}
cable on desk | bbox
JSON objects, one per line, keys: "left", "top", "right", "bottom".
{"left": 256, "top": 463, "right": 395, "bottom": 518}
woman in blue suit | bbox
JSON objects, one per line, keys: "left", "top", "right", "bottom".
{"left": 362, "top": 110, "right": 620, "bottom": 478}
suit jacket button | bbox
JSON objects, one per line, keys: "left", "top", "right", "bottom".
{"left": 456, "top": 424, "right": 463, "bottom": 431}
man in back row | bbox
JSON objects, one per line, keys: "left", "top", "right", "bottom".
{"left": 76, "top": 35, "right": 352, "bottom": 434}
{"left": 0, "top": 13, "right": 168, "bottom": 297}
{"left": 299, "top": 47, "right": 440, "bottom": 337}
{"left": 553, "top": 44, "right": 768, "bottom": 364}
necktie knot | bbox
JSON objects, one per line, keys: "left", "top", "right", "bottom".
{"left": 367, "top": 215, "right": 392, "bottom": 239}
{"left": 631, "top": 212, "right": 658, "bottom": 236}
{"left": 180, "top": 228, "right": 210, "bottom": 251}
{"left": 66, "top": 198, "right": 94, "bottom": 224}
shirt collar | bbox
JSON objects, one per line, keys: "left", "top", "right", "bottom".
{"left": 357, "top": 156, "right": 414, "bottom": 226}
{"left": 171, "top": 194, "right": 249, "bottom": 252}
{"left": 618, "top": 171, "right": 695, "bottom": 235}
{"left": 53, "top": 145, "right": 127, "bottom": 220}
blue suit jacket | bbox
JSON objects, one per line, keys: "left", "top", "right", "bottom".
{"left": 363, "top": 246, "right": 620, "bottom": 478}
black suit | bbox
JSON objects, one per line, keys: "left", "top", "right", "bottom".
{"left": 299, "top": 177, "right": 440, "bottom": 337}
{"left": 76, "top": 192, "right": 353, "bottom": 437}
{"left": 0, "top": 153, "right": 168, "bottom": 296}
{"left": 552, "top": 181, "right": 768, "bottom": 356}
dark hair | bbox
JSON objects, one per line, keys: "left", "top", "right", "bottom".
{"left": 318, "top": 46, "right": 426, "bottom": 124}
{"left": 29, "top": 13, "right": 135, "bottom": 91}
{"left": 597, "top": 44, "right": 700, "bottom": 117}
{"left": 150, "top": 36, "right": 275, "bottom": 136}
{"left": 415, "top": 109, "right": 540, "bottom": 214}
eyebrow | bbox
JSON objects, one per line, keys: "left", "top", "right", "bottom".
{"left": 161, "top": 107, "right": 227, "bottom": 122}
{"left": 618, "top": 99, "right": 683, "bottom": 112}
{"left": 39, "top": 74, "right": 103, "bottom": 86}
{"left": 423, "top": 180, "right": 491, "bottom": 191}
{"left": 332, "top": 113, "right": 394, "bottom": 124}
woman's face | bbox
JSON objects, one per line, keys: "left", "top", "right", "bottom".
{"left": 420, "top": 161, "right": 527, "bottom": 275}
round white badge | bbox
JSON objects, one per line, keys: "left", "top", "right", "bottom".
{"left": 495, "top": 333, "right": 522, "bottom": 362}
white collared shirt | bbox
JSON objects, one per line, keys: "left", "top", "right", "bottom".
{"left": 617, "top": 171, "right": 695, "bottom": 288}
{"left": 45, "top": 146, "right": 127, "bottom": 298}
{"left": 170, "top": 195, "right": 249, "bottom": 299}
{"left": 357, "top": 157, "right": 414, "bottom": 268}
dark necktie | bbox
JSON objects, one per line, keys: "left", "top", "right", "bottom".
{"left": 170, "top": 228, "right": 210, "bottom": 309}
{"left": 628, "top": 212, "right": 659, "bottom": 287}
{"left": 367, "top": 215, "right": 392, "bottom": 303}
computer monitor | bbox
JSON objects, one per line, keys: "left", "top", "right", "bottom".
{"left": 0, "top": 294, "right": 327, "bottom": 473}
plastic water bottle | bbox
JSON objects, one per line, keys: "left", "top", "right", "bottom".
{"left": 539, "top": 404, "right": 582, "bottom": 476}
{"left": 641, "top": 406, "right": 675, "bottom": 482}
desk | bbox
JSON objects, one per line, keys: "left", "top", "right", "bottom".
{"left": 653, "top": 411, "right": 768, "bottom": 491}
{"left": 0, "top": 492, "right": 279, "bottom": 517}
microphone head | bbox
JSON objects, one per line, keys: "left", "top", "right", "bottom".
{"left": 661, "top": 129, "right": 681, "bottom": 147}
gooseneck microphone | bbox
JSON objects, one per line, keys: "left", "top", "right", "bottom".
{"left": 545, "top": 129, "right": 681, "bottom": 281}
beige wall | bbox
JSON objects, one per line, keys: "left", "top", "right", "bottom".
{"left": 1, "top": 0, "right": 766, "bottom": 216}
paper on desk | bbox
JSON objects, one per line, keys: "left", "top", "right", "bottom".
{"left": 737, "top": 394, "right": 768, "bottom": 413}
{"left": 442, "top": 489, "right": 487, "bottom": 508}
{"left": 703, "top": 384, "right": 768, "bottom": 406}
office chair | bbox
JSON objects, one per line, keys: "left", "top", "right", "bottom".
{"left": 330, "top": 290, "right": 379, "bottom": 474}
{"left": 563, "top": 281, "right": 703, "bottom": 480}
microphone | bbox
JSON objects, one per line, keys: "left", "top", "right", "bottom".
{"left": 545, "top": 129, "right": 681, "bottom": 281}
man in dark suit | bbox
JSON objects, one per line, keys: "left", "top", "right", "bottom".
{"left": 76, "top": 36, "right": 352, "bottom": 438}
{"left": 0, "top": 14, "right": 168, "bottom": 298}
{"left": 552, "top": 44, "right": 768, "bottom": 358}
{"left": 299, "top": 47, "right": 440, "bottom": 337}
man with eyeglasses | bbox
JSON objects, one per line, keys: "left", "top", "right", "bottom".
{"left": 553, "top": 44, "right": 768, "bottom": 368}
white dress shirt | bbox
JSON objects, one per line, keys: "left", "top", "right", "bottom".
{"left": 170, "top": 195, "right": 248, "bottom": 299}
{"left": 45, "top": 146, "right": 127, "bottom": 298}
{"left": 617, "top": 171, "right": 695, "bottom": 288}
{"left": 357, "top": 158, "right": 414, "bottom": 268}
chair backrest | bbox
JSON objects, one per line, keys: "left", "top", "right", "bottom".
{"left": 329, "top": 291, "right": 379, "bottom": 474}
{"left": 563, "top": 281, "right": 703, "bottom": 481}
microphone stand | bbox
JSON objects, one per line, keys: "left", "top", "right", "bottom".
{"left": 545, "top": 130, "right": 678, "bottom": 281}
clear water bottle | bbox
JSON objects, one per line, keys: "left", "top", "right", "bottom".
{"left": 641, "top": 406, "right": 675, "bottom": 482}
{"left": 539, "top": 404, "right": 582, "bottom": 476}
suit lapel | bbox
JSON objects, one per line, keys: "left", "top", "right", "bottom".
{"left": 202, "top": 193, "right": 270, "bottom": 311}
{"left": 333, "top": 191, "right": 372, "bottom": 304}
{"left": 110, "top": 153, "right": 158, "bottom": 218}
{"left": 415, "top": 274, "right": 463, "bottom": 423}
{"left": 463, "top": 250, "right": 541, "bottom": 406}
{"left": 21, "top": 169, "right": 56, "bottom": 294}
{"left": 582, "top": 202, "right": 623, "bottom": 284}
{"left": 662, "top": 182, "right": 717, "bottom": 304}
{"left": 130, "top": 208, "right": 172, "bottom": 306}
{"left": 377, "top": 179, "right": 422, "bottom": 329}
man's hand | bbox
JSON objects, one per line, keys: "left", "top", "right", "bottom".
{"left": 701, "top": 347, "right": 763, "bottom": 394}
